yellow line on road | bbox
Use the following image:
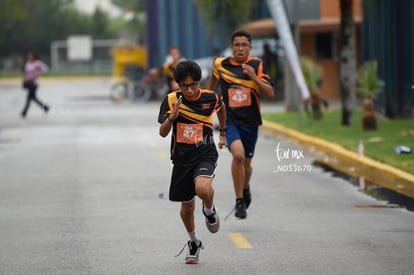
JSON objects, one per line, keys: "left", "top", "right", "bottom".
{"left": 229, "top": 233, "right": 253, "bottom": 249}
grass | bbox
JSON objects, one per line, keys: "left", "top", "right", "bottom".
{"left": 262, "top": 110, "right": 414, "bottom": 175}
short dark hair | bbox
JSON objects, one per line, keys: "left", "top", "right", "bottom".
{"left": 231, "top": 30, "right": 252, "bottom": 44}
{"left": 173, "top": 60, "right": 202, "bottom": 83}
{"left": 28, "top": 51, "right": 39, "bottom": 60}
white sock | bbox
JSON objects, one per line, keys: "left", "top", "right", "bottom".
{"left": 203, "top": 205, "right": 214, "bottom": 216}
{"left": 188, "top": 231, "right": 201, "bottom": 245}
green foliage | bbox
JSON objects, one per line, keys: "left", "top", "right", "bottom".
{"left": 92, "top": 7, "right": 110, "bottom": 38}
{"left": 0, "top": 0, "right": 26, "bottom": 24}
{"left": 102, "top": 0, "right": 145, "bottom": 43}
{"left": 0, "top": 0, "right": 123, "bottom": 62}
{"left": 195, "top": 0, "right": 255, "bottom": 38}
{"left": 357, "top": 60, "right": 383, "bottom": 99}
{"left": 111, "top": 0, "right": 144, "bottom": 11}
{"left": 300, "top": 57, "right": 322, "bottom": 94}
{"left": 262, "top": 110, "right": 414, "bottom": 174}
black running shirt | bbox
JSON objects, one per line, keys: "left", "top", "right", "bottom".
{"left": 158, "top": 90, "right": 223, "bottom": 166}
{"left": 212, "top": 56, "right": 271, "bottom": 127}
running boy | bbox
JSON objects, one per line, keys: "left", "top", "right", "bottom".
{"left": 158, "top": 60, "right": 227, "bottom": 264}
{"left": 207, "top": 30, "right": 274, "bottom": 219}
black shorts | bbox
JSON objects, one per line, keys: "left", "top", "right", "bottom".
{"left": 169, "top": 160, "right": 217, "bottom": 202}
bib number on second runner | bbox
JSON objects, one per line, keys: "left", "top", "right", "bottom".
{"left": 228, "top": 86, "right": 252, "bottom": 107}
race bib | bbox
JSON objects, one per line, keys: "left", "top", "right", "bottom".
{"left": 228, "top": 86, "right": 251, "bottom": 107}
{"left": 176, "top": 123, "right": 203, "bottom": 144}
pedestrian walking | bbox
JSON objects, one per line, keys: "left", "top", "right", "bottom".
{"left": 158, "top": 60, "right": 227, "bottom": 264}
{"left": 207, "top": 30, "right": 274, "bottom": 219}
{"left": 21, "top": 51, "right": 50, "bottom": 118}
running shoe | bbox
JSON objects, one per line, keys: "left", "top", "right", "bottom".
{"left": 185, "top": 240, "right": 203, "bottom": 264}
{"left": 235, "top": 198, "right": 247, "bottom": 219}
{"left": 243, "top": 187, "right": 251, "bottom": 209}
{"left": 202, "top": 204, "right": 220, "bottom": 233}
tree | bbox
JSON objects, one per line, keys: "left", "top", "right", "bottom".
{"left": 0, "top": 0, "right": 26, "bottom": 27}
{"left": 195, "top": 0, "right": 255, "bottom": 38}
{"left": 0, "top": 0, "right": 122, "bottom": 68}
{"left": 92, "top": 7, "right": 110, "bottom": 39}
{"left": 0, "top": 0, "right": 89, "bottom": 58}
{"left": 357, "top": 60, "right": 382, "bottom": 131}
{"left": 0, "top": 0, "right": 30, "bottom": 57}
{"left": 301, "top": 57, "right": 324, "bottom": 120}
{"left": 339, "top": 0, "right": 356, "bottom": 126}
{"left": 110, "top": 0, "right": 146, "bottom": 43}
{"left": 112, "top": 0, "right": 144, "bottom": 11}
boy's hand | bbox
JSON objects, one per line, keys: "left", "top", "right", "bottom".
{"left": 169, "top": 95, "right": 182, "bottom": 121}
{"left": 218, "top": 135, "right": 227, "bottom": 149}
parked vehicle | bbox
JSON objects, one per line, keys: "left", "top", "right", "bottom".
{"left": 110, "top": 66, "right": 169, "bottom": 102}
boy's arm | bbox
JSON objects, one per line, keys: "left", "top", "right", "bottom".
{"left": 207, "top": 58, "right": 220, "bottom": 90}
{"left": 159, "top": 115, "right": 173, "bottom": 138}
{"left": 159, "top": 96, "right": 182, "bottom": 137}
{"left": 216, "top": 103, "right": 227, "bottom": 149}
{"left": 207, "top": 74, "right": 218, "bottom": 91}
{"left": 242, "top": 64, "right": 274, "bottom": 99}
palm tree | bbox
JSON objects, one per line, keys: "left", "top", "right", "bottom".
{"left": 339, "top": 0, "right": 356, "bottom": 126}
{"left": 357, "top": 60, "right": 382, "bottom": 130}
{"left": 300, "top": 57, "right": 324, "bottom": 120}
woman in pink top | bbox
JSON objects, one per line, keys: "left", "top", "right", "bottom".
{"left": 21, "top": 51, "right": 49, "bottom": 118}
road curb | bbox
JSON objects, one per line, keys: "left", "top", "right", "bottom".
{"left": 261, "top": 120, "right": 414, "bottom": 199}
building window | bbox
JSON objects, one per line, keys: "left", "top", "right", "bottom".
{"left": 315, "top": 32, "right": 335, "bottom": 60}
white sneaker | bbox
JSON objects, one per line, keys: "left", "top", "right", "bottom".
{"left": 203, "top": 204, "right": 220, "bottom": 233}
{"left": 185, "top": 241, "right": 203, "bottom": 264}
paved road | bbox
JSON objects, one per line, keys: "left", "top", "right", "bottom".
{"left": 0, "top": 79, "right": 413, "bottom": 275}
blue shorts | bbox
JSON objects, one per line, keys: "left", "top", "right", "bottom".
{"left": 226, "top": 122, "right": 258, "bottom": 158}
